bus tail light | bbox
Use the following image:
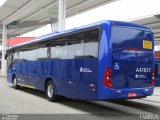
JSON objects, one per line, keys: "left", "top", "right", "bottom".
{"left": 103, "top": 68, "right": 112, "bottom": 88}
{"left": 151, "top": 69, "right": 154, "bottom": 86}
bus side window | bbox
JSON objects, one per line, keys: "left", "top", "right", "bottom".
{"left": 29, "top": 49, "right": 37, "bottom": 61}
{"left": 9, "top": 51, "right": 18, "bottom": 65}
{"left": 83, "top": 29, "right": 99, "bottom": 58}
{"left": 51, "top": 45, "right": 60, "bottom": 59}
{"left": 59, "top": 42, "right": 67, "bottom": 59}
{"left": 37, "top": 45, "right": 47, "bottom": 60}
{"left": 51, "top": 40, "right": 67, "bottom": 59}
{"left": 67, "top": 33, "right": 84, "bottom": 59}
{"left": 19, "top": 50, "right": 28, "bottom": 60}
{"left": 14, "top": 51, "right": 19, "bottom": 60}
{"left": 18, "top": 45, "right": 38, "bottom": 61}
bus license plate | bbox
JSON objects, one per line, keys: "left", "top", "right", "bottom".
{"left": 128, "top": 92, "right": 137, "bottom": 97}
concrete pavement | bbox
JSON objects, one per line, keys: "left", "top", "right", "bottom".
{"left": 0, "top": 76, "right": 160, "bottom": 120}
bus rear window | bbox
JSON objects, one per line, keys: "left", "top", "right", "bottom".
{"left": 111, "top": 26, "right": 153, "bottom": 50}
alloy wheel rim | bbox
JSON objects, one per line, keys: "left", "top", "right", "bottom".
{"left": 47, "top": 84, "right": 53, "bottom": 98}
{"left": 13, "top": 78, "right": 17, "bottom": 87}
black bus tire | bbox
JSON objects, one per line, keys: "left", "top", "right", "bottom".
{"left": 46, "top": 81, "right": 57, "bottom": 102}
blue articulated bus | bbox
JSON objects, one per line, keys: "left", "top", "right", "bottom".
{"left": 6, "top": 20, "right": 155, "bottom": 102}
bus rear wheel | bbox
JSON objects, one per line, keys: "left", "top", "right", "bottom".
{"left": 46, "top": 81, "right": 57, "bottom": 102}
{"left": 12, "top": 76, "right": 20, "bottom": 89}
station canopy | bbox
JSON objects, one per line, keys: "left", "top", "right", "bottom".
{"left": 0, "top": 0, "right": 117, "bottom": 42}
{"left": 0, "top": 0, "right": 159, "bottom": 46}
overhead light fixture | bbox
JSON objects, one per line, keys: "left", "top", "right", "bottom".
{"left": 0, "top": 0, "right": 7, "bottom": 7}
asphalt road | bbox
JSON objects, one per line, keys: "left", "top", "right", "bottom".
{"left": 0, "top": 76, "right": 160, "bottom": 120}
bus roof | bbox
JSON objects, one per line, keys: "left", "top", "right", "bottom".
{"left": 9, "top": 20, "right": 151, "bottom": 50}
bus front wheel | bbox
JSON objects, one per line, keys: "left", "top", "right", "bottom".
{"left": 46, "top": 81, "right": 57, "bottom": 102}
{"left": 12, "top": 76, "right": 20, "bottom": 89}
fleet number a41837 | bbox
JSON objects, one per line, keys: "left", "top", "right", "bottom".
{"left": 136, "top": 68, "right": 151, "bottom": 73}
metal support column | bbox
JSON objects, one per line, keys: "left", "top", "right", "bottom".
{"left": 58, "top": 0, "right": 66, "bottom": 32}
{"left": 50, "top": 17, "right": 58, "bottom": 32}
{"left": 51, "top": 22, "right": 58, "bottom": 32}
{"left": 1, "top": 25, "right": 7, "bottom": 76}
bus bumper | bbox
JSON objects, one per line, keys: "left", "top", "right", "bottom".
{"left": 98, "top": 87, "right": 154, "bottom": 100}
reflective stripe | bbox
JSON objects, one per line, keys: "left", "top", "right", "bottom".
{"left": 18, "top": 83, "right": 35, "bottom": 89}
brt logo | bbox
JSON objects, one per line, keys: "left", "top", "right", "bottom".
{"left": 80, "top": 67, "right": 92, "bottom": 73}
